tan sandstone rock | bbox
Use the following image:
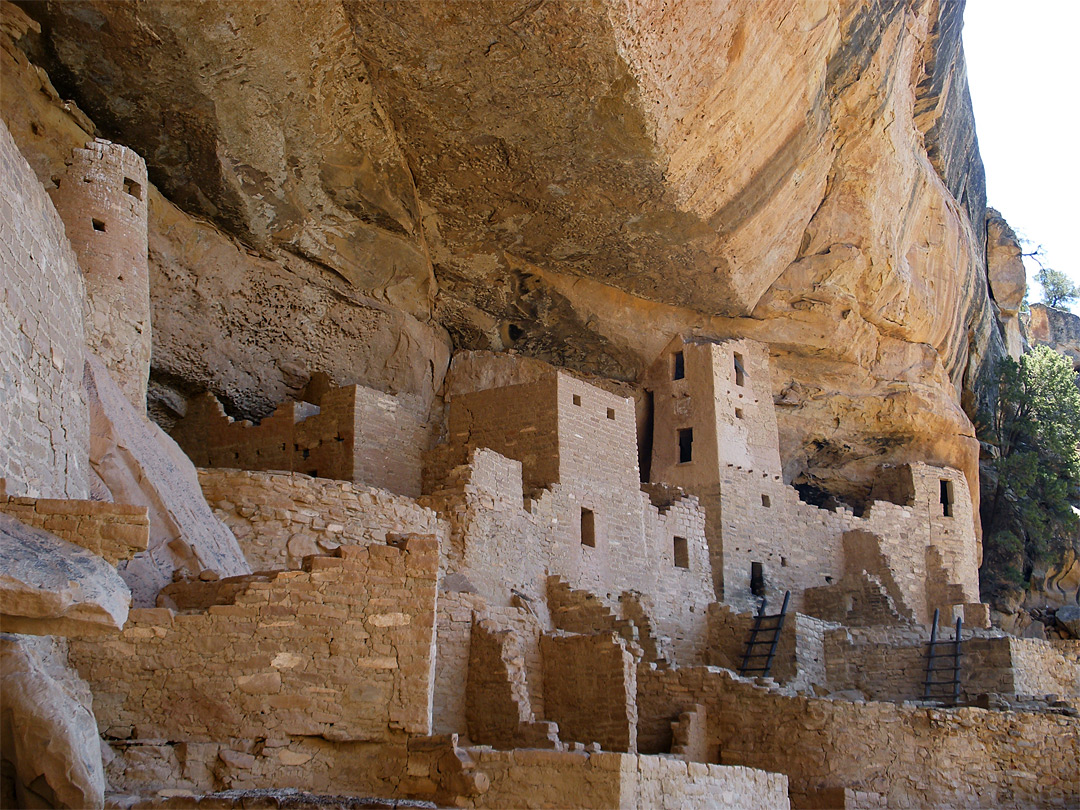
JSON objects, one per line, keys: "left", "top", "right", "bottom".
{"left": 84, "top": 355, "right": 250, "bottom": 605}
{"left": 0, "top": 634, "right": 105, "bottom": 809}
{"left": 0, "top": 512, "right": 129, "bottom": 636}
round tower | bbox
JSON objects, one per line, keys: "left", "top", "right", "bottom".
{"left": 51, "top": 138, "right": 150, "bottom": 411}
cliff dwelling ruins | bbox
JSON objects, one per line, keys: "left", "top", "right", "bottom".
{"left": 0, "top": 1, "right": 1077, "bottom": 809}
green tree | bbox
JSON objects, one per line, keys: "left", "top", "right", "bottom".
{"left": 981, "top": 346, "right": 1080, "bottom": 595}
{"left": 1036, "top": 267, "right": 1080, "bottom": 309}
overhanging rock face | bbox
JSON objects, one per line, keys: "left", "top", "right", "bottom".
{"left": 0, "top": 512, "right": 130, "bottom": 636}
{"left": 21, "top": 0, "right": 999, "bottom": 509}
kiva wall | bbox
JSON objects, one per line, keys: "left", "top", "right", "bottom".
{"left": 0, "top": 120, "right": 89, "bottom": 499}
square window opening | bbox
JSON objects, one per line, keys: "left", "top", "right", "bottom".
{"left": 580, "top": 508, "right": 596, "bottom": 547}
{"left": 761, "top": 494, "right": 771, "bottom": 508}
{"left": 673, "top": 351, "right": 685, "bottom": 380}
{"left": 92, "top": 218, "right": 106, "bottom": 232}
{"left": 673, "top": 536, "right": 689, "bottom": 569}
{"left": 123, "top": 177, "right": 143, "bottom": 200}
{"left": 734, "top": 352, "right": 745, "bottom": 386}
{"left": 780, "top": 556, "right": 788, "bottom": 568}
{"left": 735, "top": 408, "right": 744, "bottom": 420}
{"left": 573, "top": 394, "right": 582, "bottom": 406}
{"left": 678, "top": 427, "right": 693, "bottom": 463}
{"left": 606, "top": 407, "right": 616, "bottom": 420}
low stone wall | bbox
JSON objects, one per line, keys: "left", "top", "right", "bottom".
{"left": 68, "top": 538, "right": 439, "bottom": 744}
{"left": 636, "top": 665, "right": 1079, "bottom": 808}
{"left": 0, "top": 496, "right": 148, "bottom": 564}
{"left": 1010, "top": 638, "right": 1080, "bottom": 697}
{"left": 463, "top": 748, "right": 789, "bottom": 810}
{"left": 824, "top": 629, "right": 1080, "bottom": 702}
{"left": 198, "top": 469, "right": 445, "bottom": 571}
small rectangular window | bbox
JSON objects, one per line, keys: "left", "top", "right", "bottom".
{"left": 678, "top": 428, "right": 693, "bottom": 463}
{"left": 606, "top": 407, "right": 616, "bottom": 420}
{"left": 92, "top": 218, "right": 106, "bottom": 232}
{"left": 673, "top": 536, "right": 689, "bottom": 569}
{"left": 123, "top": 177, "right": 143, "bottom": 200}
{"left": 751, "top": 562, "right": 765, "bottom": 597}
{"left": 673, "top": 351, "right": 685, "bottom": 380}
{"left": 580, "top": 508, "right": 595, "bottom": 547}
{"left": 734, "top": 352, "right": 745, "bottom": 386}
{"left": 761, "top": 494, "right": 771, "bottom": 508}
{"left": 940, "top": 479, "right": 953, "bottom": 517}
{"left": 735, "top": 408, "right": 744, "bottom": 420}
{"left": 573, "top": 394, "right": 582, "bottom": 406}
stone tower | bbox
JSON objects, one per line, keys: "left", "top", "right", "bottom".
{"left": 51, "top": 138, "right": 150, "bottom": 411}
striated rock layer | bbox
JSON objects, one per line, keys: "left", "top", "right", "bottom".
{"left": 7, "top": 1, "right": 1007, "bottom": 521}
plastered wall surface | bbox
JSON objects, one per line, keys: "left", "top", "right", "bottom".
{"left": 0, "top": 120, "right": 89, "bottom": 499}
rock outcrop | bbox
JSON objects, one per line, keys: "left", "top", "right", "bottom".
{"left": 1026, "top": 303, "right": 1080, "bottom": 370}
{"left": 985, "top": 208, "right": 1027, "bottom": 360}
{"left": 85, "top": 355, "right": 250, "bottom": 605}
{"left": 0, "top": 512, "right": 129, "bottom": 636}
{"left": 0, "top": 634, "right": 106, "bottom": 810}
{"left": 5, "top": 0, "right": 1003, "bottom": 515}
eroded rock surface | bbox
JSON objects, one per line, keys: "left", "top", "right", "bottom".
{"left": 1026, "top": 303, "right": 1080, "bottom": 371}
{"left": 0, "top": 512, "right": 129, "bottom": 636}
{"left": 0, "top": 634, "right": 105, "bottom": 809}
{"left": 14, "top": 0, "right": 1005, "bottom": 509}
{"left": 85, "top": 355, "right": 250, "bottom": 605}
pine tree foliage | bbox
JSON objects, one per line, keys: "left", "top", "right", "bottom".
{"left": 980, "top": 346, "right": 1080, "bottom": 593}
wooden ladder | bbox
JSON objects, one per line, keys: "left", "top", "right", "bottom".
{"left": 738, "top": 591, "right": 791, "bottom": 679}
{"left": 923, "top": 608, "right": 964, "bottom": 706}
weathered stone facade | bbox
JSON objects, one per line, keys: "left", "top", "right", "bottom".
{"left": 50, "top": 138, "right": 150, "bottom": 411}
{"left": 0, "top": 120, "right": 89, "bottom": 500}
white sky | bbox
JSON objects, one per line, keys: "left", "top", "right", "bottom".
{"left": 963, "top": 1, "right": 1079, "bottom": 313}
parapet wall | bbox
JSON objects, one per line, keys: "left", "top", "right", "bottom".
{"left": 636, "top": 666, "right": 1079, "bottom": 808}
{"left": 51, "top": 138, "right": 150, "bottom": 410}
{"left": 68, "top": 538, "right": 439, "bottom": 743}
{"left": 199, "top": 468, "right": 445, "bottom": 571}
{"left": 0, "top": 121, "right": 89, "bottom": 499}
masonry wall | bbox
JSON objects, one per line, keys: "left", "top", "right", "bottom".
{"left": 198, "top": 468, "right": 444, "bottom": 571}
{"left": 0, "top": 120, "right": 89, "bottom": 499}
{"left": 445, "top": 377, "right": 561, "bottom": 491}
{"left": 173, "top": 385, "right": 430, "bottom": 497}
{"left": 463, "top": 749, "right": 789, "bottom": 810}
{"left": 636, "top": 666, "right": 1079, "bottom": 809}
{"left": 68, "top": 538, "right": 439, "bottom": 743}
{"left": 423, "top": 441, "right": 713, "bottom": 667}
{"left": 51, "top": 138, "right": 150, "bottom": 410}
{"left": 433, "top": 590, "right": 546, "bottom": 740}
{"left": 541, "top": 632, "right": 637, "bottom": 753}
{"left": 0, "top": 495, "right": 148, "bottom": 564}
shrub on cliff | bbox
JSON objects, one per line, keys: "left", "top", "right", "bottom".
{"left": 1036, "top": 267, "right": 1080, "bottom": 310}
{"left": 980, "top": 346, "right": 1080, "bottom": 595}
